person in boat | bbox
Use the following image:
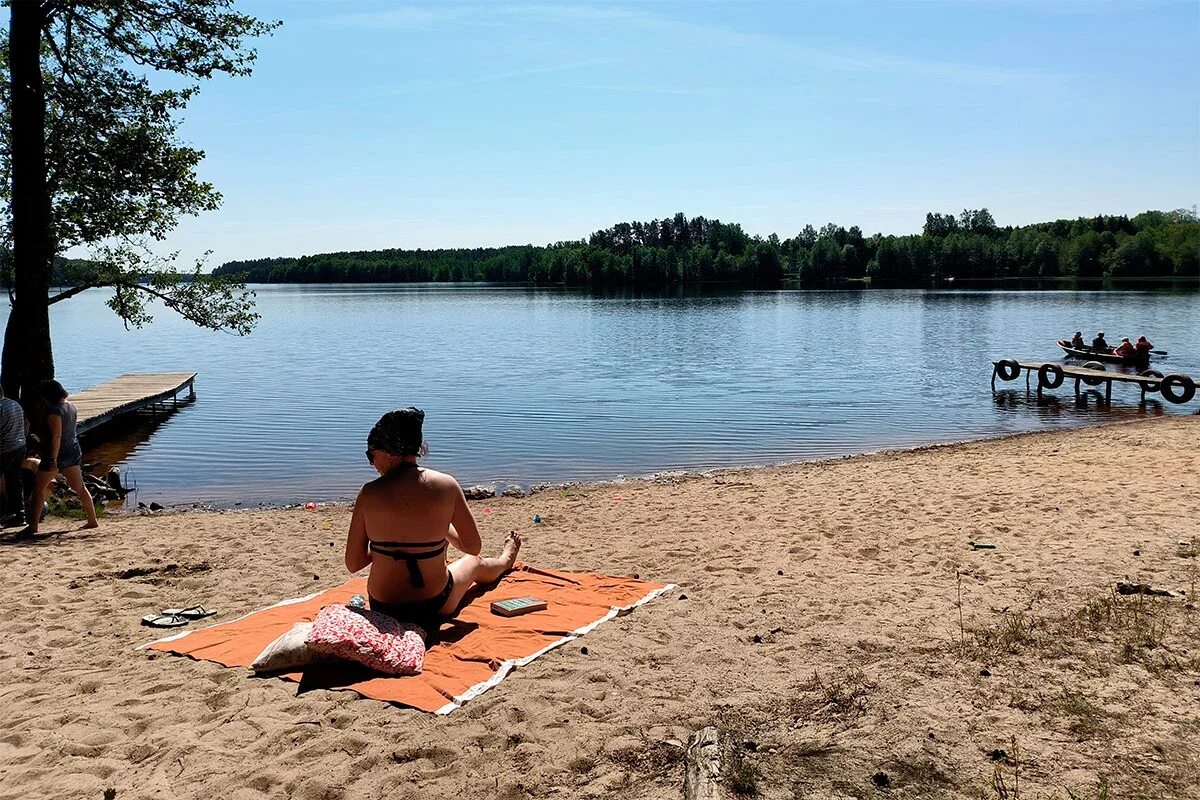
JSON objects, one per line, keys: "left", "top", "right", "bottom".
{"left": 1070, "top": 331, "right": 1086, "bottom": 349}
{"left": 1113, "top": 338, "right": 1136, "bottom": 360}
{"left": 344, "top": 407, "right": 521, "bottom": 630}
{"left": 1091, "top": 331, "right": 1111, "bottom": 353}
{"left": 1135, "top": 336, "right": 1154, "bottom": 359}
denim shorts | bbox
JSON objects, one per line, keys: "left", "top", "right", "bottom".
{"left": 40, "top": 440, "right": 82, "bottom": 471}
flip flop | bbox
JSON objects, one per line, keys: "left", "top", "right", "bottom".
{"left": 141, "top": 613, "right": 189, "bottom": 628}
{"left": 162, "top": 605, "right": 217, "bottom": 620}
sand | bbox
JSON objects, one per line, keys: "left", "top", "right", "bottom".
{"left": 1, "top": 416, "right": 1198, "bottom": 800}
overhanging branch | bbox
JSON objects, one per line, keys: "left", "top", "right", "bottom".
{"left": 48, "top": 282, "right": 100, "bottom": 304}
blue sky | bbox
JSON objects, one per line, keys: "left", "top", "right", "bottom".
{"left": 146, "top": 0, "right": 1198, "bottom": 268}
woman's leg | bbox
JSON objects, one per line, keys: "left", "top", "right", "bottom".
{"left": 439, "top": 531, "right": 522, "bottom": 615}
{"left": 60, "top": 465, "right": 99, "bottom": 528}
{"left": 26, "top": 469, "right": 58, "bottom": 534}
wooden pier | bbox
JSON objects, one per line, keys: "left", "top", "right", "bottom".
{"left": 991, "top": 359, "right": 1196, "bottom": 407}
{"left": 71, "top": 373, "right": 197, "bottom": 435}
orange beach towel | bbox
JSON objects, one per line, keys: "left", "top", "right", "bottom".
{"left": 144, "top": 564, "right": 672, "bottom": 714}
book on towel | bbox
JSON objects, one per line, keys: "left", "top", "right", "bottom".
{"left": 490, "top": 597, "right": 548, "bottom": 617}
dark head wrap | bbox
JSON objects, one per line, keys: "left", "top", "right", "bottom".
{"left": 367, "top": 407, "right": 427, "bottom": 458}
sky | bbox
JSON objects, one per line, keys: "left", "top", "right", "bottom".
{"left": 124, "top": 0, "right": 1200, "bottom": 268}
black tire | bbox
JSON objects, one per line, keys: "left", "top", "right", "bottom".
{"left": 995, "top": 359, "right": 1021, "bottom": 381}
{"left": 1038, "top": 363, "right": 1065, "bottom": 390}
{"left": 1081, "top": 361, "right": 1106, "bottom": 386}
{"left": 1160, "top": 374, "right": 1196, "bottom": 405}
{"left": 1139, "top": 369, "right": 1164, "bottom": 394}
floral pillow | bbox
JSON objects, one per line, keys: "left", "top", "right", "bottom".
{"left": 306, "top": 604, "right": 426, "bottom": 676}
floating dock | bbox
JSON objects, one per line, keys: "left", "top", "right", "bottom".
{"left": 991, "top": 360, "right": 1196, "bottom": 406}
{"left": 72, "top": 373, "right": 197, "bottom": 435}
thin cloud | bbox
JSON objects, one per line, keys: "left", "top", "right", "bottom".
{"left": 327, "top": 2, "right": 1067, "bottom": 88}
{"left": 375, "top": 57, "right": 616, "bottom": 96}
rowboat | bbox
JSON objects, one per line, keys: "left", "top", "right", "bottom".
{"left": 1056, "top": 340, "right": 1150, "bottom": 367}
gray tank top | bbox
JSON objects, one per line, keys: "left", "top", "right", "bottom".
{"left": 48, "top": 401, "right": 79, "bottom": 447}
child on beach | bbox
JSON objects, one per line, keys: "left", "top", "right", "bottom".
{"left": 344, "top": 407, "right": 521, "bottom": 629}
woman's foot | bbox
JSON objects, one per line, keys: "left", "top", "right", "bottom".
{"left": 500, "top": 530, "right": 522, "bottom": 570}
{"left": 80, "top": 521, "right": 99, "bottom": 530}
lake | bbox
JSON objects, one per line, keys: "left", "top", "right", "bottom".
{"left": 20, "top": 284, "right": 1200, "bottom": 507}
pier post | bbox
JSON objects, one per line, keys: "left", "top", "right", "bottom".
{"left": 1105, "top": 380, "right": 1112, "bottom": 406}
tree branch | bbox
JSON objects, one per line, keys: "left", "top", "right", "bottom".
{"left": 47, "top": 282, "right": 100, "bottom": 304}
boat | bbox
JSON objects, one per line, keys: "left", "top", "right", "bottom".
{"left": 1057, "top": 340, "right": 1150, "bottom": 367}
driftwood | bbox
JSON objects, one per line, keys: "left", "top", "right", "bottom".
{"left": 684, "top": 726, "right": 724, "bottom": 800}
{"left": 1115, "top": 582, "right": 1185, "bottom": 598}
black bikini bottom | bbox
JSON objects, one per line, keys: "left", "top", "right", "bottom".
{"left": 369, "top": 572, "right": 455, "bottom": 628}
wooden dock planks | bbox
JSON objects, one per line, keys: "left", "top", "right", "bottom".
{"left": 71, "top": 373, "right": 197, "bottom": 434}
{"left": 1012, "top": 361, "right": 1158, "bottom": 386}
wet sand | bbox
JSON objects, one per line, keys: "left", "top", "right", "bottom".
{"left": 1, "top": 416, "right": 1198, "bottom": 799}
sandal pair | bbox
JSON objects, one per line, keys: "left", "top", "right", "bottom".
{"left": 140, "top": 605, "right": 217, "bottom": 628}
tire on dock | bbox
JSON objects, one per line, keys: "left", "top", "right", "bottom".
{"left": 994, "top": 359, "right": 1021, "bottom": 381}
{"left": 1038, "top": 363, "right": 1065, "bottom": 390}
{"left": 1081, "top": 361, "right": 1107, "bottom": 386}
{"left": 1159, "top": 374, "right": 1196, "bottom": 405}
{"left": 1139, "top": 369, "right": 1164, "bottom": 394}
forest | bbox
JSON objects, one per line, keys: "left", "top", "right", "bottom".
{"left": 210, "top": 208, "right": 1199, "bottom": 287}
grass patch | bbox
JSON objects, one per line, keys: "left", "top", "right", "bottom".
{"left": 958, "top": 587, "right": 1198, "bottom": 676}
{"left": 985, "top": 738, "right": 1022, "bottom": 799}
{"left": 1053, "top": 690, "right": 1113, "bottom": 739}
{"left": 567, "top": 754, "right": 596, "bottom": 774}
{"left": 46, "top": 493, "right": 106, "bottom": 520}
{"left": 966, "top": 610, "right": 1041, "bottom": 657}
{"left": 791, "top": 668, "right": 876, "bottom": 721}
{"left": 724, "top": 747, "right": 760, "bottom": 797}
{"left": 1066, "top": 777, "right": 1111, "bottom": 800}
{"left": 1071, "top": 591, "right": 1196, "bottom": 675}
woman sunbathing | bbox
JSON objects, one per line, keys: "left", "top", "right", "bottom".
{"left": 344, "top": 407, "right": 521, "bottom": 629}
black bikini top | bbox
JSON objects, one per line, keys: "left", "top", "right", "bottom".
{"left": 368, "top": 538, "right": 447, "bottom": 588}
{"left": 367, "top": 461, "right": 443, "bottom": 587}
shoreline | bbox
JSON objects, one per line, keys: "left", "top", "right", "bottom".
{"left": 108, "top": 413, "right": 1184, "bottom": 515}
{"left": 3, "top": 415, "right": 1197, "bottom": 798}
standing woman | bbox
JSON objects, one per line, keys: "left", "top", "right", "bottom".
{"left": 27, "top": 380, "right": 98, "bottom": 533}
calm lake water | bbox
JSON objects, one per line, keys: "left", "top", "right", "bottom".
{"left": 19, "top": 284, "right": 1200, "bottom": 507}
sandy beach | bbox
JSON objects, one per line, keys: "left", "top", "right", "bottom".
{"left": 1, "top": 416, "right": 1197, "bottom": 800}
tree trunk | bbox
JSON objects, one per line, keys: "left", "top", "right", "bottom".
{"left": 4, "top": 0, "right": 55, "bottom": 405}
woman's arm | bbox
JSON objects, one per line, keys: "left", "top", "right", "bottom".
{"left": 45, "top": 414, "right": 62, "bottom": 467}
{"left": 344, "top": 491, "right": 372, "bottom": 573}
{"left": 448, "top": 484, "right": 482, "bottom": 556}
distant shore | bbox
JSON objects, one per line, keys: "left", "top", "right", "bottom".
{"left": 2, "top": 414, "right": 1196, "bottom": 798}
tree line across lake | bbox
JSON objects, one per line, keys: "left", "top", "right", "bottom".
{"left": 209, "top": 208, "right": 1198, "bottom": 288}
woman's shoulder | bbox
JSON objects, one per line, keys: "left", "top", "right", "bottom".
{"left": 418, "top": 466, "right": 459, "bottom": 488}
